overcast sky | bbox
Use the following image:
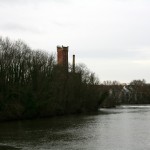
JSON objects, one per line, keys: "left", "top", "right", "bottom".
{"left": 0, "top": 0, "right": 150, "bottom": 83}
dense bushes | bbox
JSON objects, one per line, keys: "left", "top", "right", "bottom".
{"left": 0, "top": 37, "right": 103, "bottom": 121}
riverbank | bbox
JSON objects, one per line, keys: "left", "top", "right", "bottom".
{"left": 0, "top": 37, "right": 104, "bottom": 122}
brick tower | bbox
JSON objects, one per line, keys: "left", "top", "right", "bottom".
{"left": 57, "top": 45, "right": 68, "bottom": 72}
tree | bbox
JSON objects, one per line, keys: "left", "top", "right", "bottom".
{"left": 0, "top": 37, "right": 105, "bottom": 121}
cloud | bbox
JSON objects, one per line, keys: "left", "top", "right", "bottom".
{"left": 132, "top": 60, "right": 150, "bottom": 65}
{"left": 0, "top": 0, "right": 69, "bottom": 5}
{"left": 0, "top": 23, "right": 42, "bottom": 34}
{"left": 52, "top": 21, "right": 74, "bottom": 28}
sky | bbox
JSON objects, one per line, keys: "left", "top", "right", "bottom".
{"left": 0, "top": 0, "right": 150, "bottom": 83}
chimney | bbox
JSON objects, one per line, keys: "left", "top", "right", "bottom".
{"left": 72, "top": 54, "right": 75, "bottom": 73}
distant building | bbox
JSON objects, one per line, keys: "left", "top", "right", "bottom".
{"left": 57, "top": 45, "right": 76, "bottom": 73}
{"left": 57, "top": 45, "right": 69, "bottom": 72}
{"left": 57, "top": 45, "right": 81, "bottom": 82}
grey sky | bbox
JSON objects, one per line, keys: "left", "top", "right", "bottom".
{"left": 0, "top": 0, "right": 150, "bottom": 83}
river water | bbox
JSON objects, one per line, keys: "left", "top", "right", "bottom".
{"left": 0, "top": 105, "right": 150, "bottom": 150}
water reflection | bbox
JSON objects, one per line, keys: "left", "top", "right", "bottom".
{"left": 0, "top": 145, "right": 21, "bottom": 150}
{"left": 0, "top": 105, "right": 150, "bottom": 150}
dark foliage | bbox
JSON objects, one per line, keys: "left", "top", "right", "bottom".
{"left": 0, "top": 37, "right": 104, "bottom": 121}
{"left": 100, "top": 79, "right": 150, "bottom": 106}
{"left": 121, "top": 79, "right": 150, "bottom": 104}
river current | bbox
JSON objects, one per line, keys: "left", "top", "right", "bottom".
{"left": 0, "top": 105, "right": 150, "bottom": 150}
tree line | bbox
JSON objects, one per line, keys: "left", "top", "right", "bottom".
{"left": 1, "top": 37, "right": 148, "bottom": 121}
{"left": 0, "top": 37, "right": 107, "bottom": 121}
{"left": 120, "top": 79, "right": 150, "bottom": 104}
{"left": 100, "top": 79, "right": 150, "bottom": 107}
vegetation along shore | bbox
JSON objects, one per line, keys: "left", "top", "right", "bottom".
{"left": 0, "top": 37, "right": 150, "bottom": 121}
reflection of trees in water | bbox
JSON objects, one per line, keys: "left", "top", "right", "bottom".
{"left": 0, "top": 145, "right": 21, "bottom": 150}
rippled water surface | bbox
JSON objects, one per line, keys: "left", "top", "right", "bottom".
{"left": 0, "top": 105, "right": 150, "bottom": 150}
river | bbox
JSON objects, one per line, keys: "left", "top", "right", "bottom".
{"left": 0, "top": 105, "right": 150, "bottom": 150}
